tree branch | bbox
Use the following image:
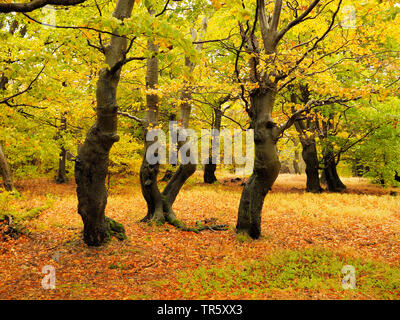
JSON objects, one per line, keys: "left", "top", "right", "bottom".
{"left": 0, "top": 65, "right": 46, "bottom": 104}
{"left": 278, "top": 95, "right": 362, "bottom": 135}
{"left": 117, "top": 111, "right": 145, "bottom": 124}
{"left": 0, "top": 0, "right": 86, "bottom": 13}
{"left": 275, "top": 0, "right": 320, "bottom": 44}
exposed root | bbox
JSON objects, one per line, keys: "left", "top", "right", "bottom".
{"left": 0, "top": 215, "right": 26, "bottom": 241}
{"left": 167, "top": 217, "right": 228, "bottom": 233}
{"left": 140, "top": 201, "right": 228, "bottom": 233}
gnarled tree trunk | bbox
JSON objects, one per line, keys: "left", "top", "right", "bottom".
{"left": 75, "top": 0, "right": 134, "bottom": 246}
{"left": 0, "top": 144, "right": 14, "bottom": 191}
{"left": 235, "top": 0, "right": 329, "bottom": 238}
{"left": 140, "top": 52, "right": 198, "bottom": 225}
{"left": 292, "top": 84, "right": 323, "bottom": 193}
{"left": 323, "top": 148, "right": 346, "bottom": 192}
{"left": 294, "top": 119, "right": 322, "bottom": 193}
{"left": 236, "top": 90, "right": 281, "bottom": 239}
{"left": 301, "top": 138, "right": 322, "bottom": 193}
{"left": 140, "top": 25, "right": 203, "bottom": 226}
{"left": 139, "top": 36, "right": 165, "bottom": 223}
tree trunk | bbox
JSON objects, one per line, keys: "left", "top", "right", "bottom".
{"left": 161, "top": 160, "right": 197, "bottom": 223}
{"left": 159, "top": 54, "right": 197, "bottom": 224}
{"left": 301, "top": 139, "right": 323, "bottom": 193}
{"left": 323, "top": 149, "right": 346, "bottom": 192}
{"left": 293, "top": 119, "right": 322, "bottom": 192}
{"left": 204, "top": 158, "right": 217, "bottom": 183}
{"left": 204, "top": 106, "right": 222, "bottom": 184}
{"left": 236, "top": 90, "right": 281, "bottom": 239}
{"left": 56, "top": 146, "right": 68, "bottom": 184}
{"left": 74, "top": 0, "right": 134, "bottom": 246}
{"left": 292, "top": 85, "right": 322, "bottom": 193}
{"left": 139, "top": 24, "right": 206, "bottom": 228}
{"left": 292, "top": 138, "right": 301, "bottom": 174}
{"left": 56, "top": 114, "right": 68, "bottom": 184}
{"left": 139, "top": 36, "right": 165, "bottom": 223}
{"left": 0, "top": 144, "right": 14, "bottom": 191}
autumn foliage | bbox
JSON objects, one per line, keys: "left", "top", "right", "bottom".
{"left": 1, "top": 173, "right": 400, "bottom": 299}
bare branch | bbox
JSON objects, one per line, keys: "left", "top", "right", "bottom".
{"left": 155, "top": 0, "right": 170, "bottom": 17}
{"left": 0, "top": 0, "right": 86, "bottom": 13}
{"left": 21, "top": 12, "right": 129, "bottom": 39}
{"left": 0, "top": 65, "right": 46, "bottom": 104}
{"left": 275, "top": 0, "right": 320, "bottom": 44}
{"left": 117, "top": 111, "right": 145, "bottom": 124}
{"left": 270, "top": 0, "right": 283, "bottom": 32}
{"left": 278, "top": 95, "right": 361, "bottom": 135}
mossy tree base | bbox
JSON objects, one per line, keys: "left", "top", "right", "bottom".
{"left": 105, "top": 216, "right": 127, "bottom": 241}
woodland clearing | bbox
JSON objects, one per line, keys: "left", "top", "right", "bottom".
{"left": 1, "top": 172, "right": 399, "bottom": 300}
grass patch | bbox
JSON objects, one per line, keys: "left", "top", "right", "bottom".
{"left": 176, "top": 247, "right": 400, "bottom": 299}
{"left": 0, "top": 191, "right": 55, "bottom": 222}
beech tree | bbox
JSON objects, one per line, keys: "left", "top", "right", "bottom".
{"left": 234, "top": 0, "right": 340, "bottom": 238}
{"left": 75, "top": 0, "right": 135, "bottom": 246}
{"left": 227, "top": 0, "right": 400, "bottom": 238}
{"left": 137, "top": 11, "right": 223, "bottom": 230}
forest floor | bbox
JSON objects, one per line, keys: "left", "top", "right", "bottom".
{"left": 1, "top": 172, "right": 400, "bottom": 300}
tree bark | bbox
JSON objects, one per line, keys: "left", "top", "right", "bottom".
{"left": 139, "top": 35, "right": 165, "bottom": 223}
{"left": 0, "top": 144, "right": 14, "bottom": 191}
{"left": 204, "top": 159, "right": 217, "bottom": 184}
{"left": 159, "top": 55, "right": 197, "bottom": 224}
{"left": 140, "top": 25, "right": 201, "bottom": 225}
{"left": 320, "top": 113, "right": 346, "bottom": 192}
{"left": 323, "top": 149, "right": 346, "bottom": 192}
{"left": 56, "top": 146, "right": 68, "bottom": 184}
{"left": 235, "top": 0, "right": 284, "bottom": 239}
{"left": 235, "top": 0, "right": 326, "bottom": 238}
{"left": 236, "top": 90, "right": 281, "bottom": 239}
{"left": 294, "top": 121, "right": 323, "bottom": 193}
{"left": 291, "top": 84, "right": 322, "bottom": 193}
{"left": 56, "top": 114, "right": 68, "bottom": 184}
{"left": 291, "top": 137, "right": 301, "bottom": 174}
{"left": 204, "top": 105, "right": 222, "bottom": 184}
{"left": 74, "top": 0, "right": 133, "bottom": 246}
{"left": 301, "top": 139, "right": 322, "bottom": 192}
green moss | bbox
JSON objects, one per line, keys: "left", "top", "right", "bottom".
{"left": 105, "top": 216, "right": 127, "bottom": 241}
{"left": 170, "top": 219, "right": 185, "bottom": 229}
{"left": 195, "top": 220, "right": 204, "bottom": 228}
{"left": 155, "top": 220, "right": 164, "bottom": 226}
{"left": 236, "top": 231, "right": 252, "bottom": 243}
